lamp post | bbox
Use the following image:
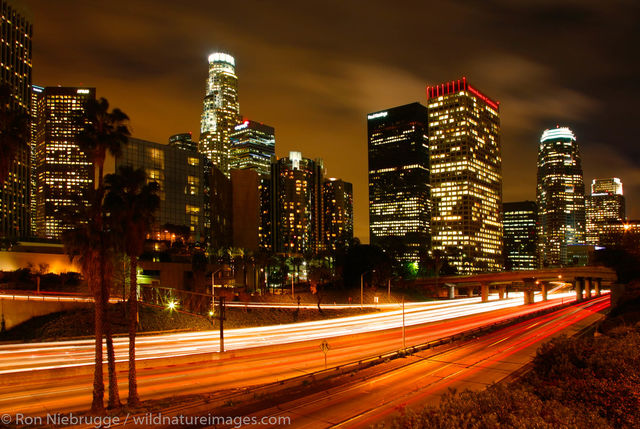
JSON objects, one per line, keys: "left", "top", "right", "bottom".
{"left": 211, "top": 267, "right": 224, "bottom": 313}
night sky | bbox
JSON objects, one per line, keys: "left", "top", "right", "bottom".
{"left": 23, "top": 0, "right": 640, "bottom": 242}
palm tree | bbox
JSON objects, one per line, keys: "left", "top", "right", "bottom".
{"left": 77, "top": 97, "right": 130, "bottom": 188}
{"left": 61, "top": 189, "right": 112, "bottom": 413}
{"left": 0, "top": 84, "right": 29, "bottom": 185}
{"left": 76, "top": 97, "right": 131, "bottom": 409}
{"left": 105, "top": 166, "right": 159, "bottom": 407}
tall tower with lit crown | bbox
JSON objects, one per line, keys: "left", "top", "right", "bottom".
{"left": 199, "top": 52, "right": 240, "bottom": 177}
{"left": 536, "top": 127, "right": 586, "bottom": 266}
{"left": 427, "top": 77, "right": 503, "bottom": 274}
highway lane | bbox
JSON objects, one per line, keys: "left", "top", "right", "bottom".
{"left": 0, "top": 292, "right": 576, "bottom": 375}
{"left": 0, "top": 292, "right": 588, "bottom": 416}
{"left": 235, "top": 296, "right": 609, "bottom": 429}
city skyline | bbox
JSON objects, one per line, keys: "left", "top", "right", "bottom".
{"left": 21, "top": 0, "right": 640, "bottom": 242}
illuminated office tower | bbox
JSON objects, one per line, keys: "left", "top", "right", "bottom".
{"left": 229, "top": 120, "right": 275, "bottom": 176}
{"left": 427, "top": 78, "right": 503, "bottom": 274}
{"left": 503, "top": 201, "right": 538, "bottom": 270}
{"left": 536, "top": 127, "right": 586, "bottom": 266}
{"left": 199, "top": 52, "right": 240, "bottom": 177}
{"left": 323, "top": 178, "right": 353, "bottom": 251}
{"left": 269, "top": 151, "right": 324, "bottom": 255}
{"left": 29, "top": 84, "right": 43, "bottom": 237}
{"left": 34, "top": 87, "right": 95, "bottom": 239}
{"left": 586, "top": 177, "right": 625, "bottom": 245}
{"left": 368, "top": 103, "right": 430, "bottom": 262}
{"left": 0, "top": 0, "right": 32, "bottom": 240}
{"left": 169, "top": 132, "right": 197, "bottom": 152}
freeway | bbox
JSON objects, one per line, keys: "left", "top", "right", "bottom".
{"left": 0, "top": 292, "right": 575, "bottom": 374}
{"left": 0, "top": 291, "right": 586, "bottom": 416}
{"left": 232, "top": 295, "right": 609, "bottom": 428}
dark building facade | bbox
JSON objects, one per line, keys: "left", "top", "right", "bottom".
{"left": 0, "top": 0, "right": 32, "bottom": 240}
{"left": 231, "top": 168, "right": 261, "bottom": 252}
{"left": 268, "top": 151, "right": 323, "bottom": 255}
{"left": 503, "top": 201, "right": 538, "bottom": 270}
{"left": 323, "top": 178, "right": 353, "bottom": 251}
{"left": 536, "top": 127, "right": 586, "bottom": 267}
{"left": 229, "top": 120, "right": 275, "bottom": 176}
{"left": 206, "top": 164, "right": 232, "bottom": 249}
{"left": 34, "top": 87, "right": 95, "bottom": 239}
{"left": 367, "top": 103, "right": 430, "bottom": 262}
{"left": 114, "top": 137, "right": 208, "bottom": 242}
{"left": 427, "top": 78, "right": 503, "bottom": 274}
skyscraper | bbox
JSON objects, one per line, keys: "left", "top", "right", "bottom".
{"left": 268, "top": 151, "right": 324, "bottom": 255}
{"left": 503, "top": 201, "right": 538, "bottom": 270}
{"left": 168, "top": 132, "right": 197, "bottom": 152}
{"left": 536, "top": 127, "right": 586, "bottom": 266}
{"left": 34, "top": 87, "right": 95, "bottom": 239}
{"left": 229, "top": 119, "right": 275, "bottom": 176}
{"left": 0, "top": 0, "right": 32, "bottom": 240}
{"left": 367, "top": 103, "right": 430, "bottom": 262}
{"left": 427, "top": 78, "right": 503, "bottom": 274}
{"left": 199, "top": 52, "right": 240, "bottom": 177}
{"left": 323, "top": 178, "right": 353, "bottom": 251}
{"left": 586, "top": 177, "right": 625, "bottom": 245}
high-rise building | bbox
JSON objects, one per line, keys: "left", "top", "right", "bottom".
{"left": 536, "top": 127, "right": 586, "bottom": 266}
{"left": 367, "top": 103, "right": 430, "bottom": 262}
{"left": 503, "top": 201, "right": 538, "bottom": 270}
{"left": 169, "top": 132, "right": 197, "bottom": 152}
{"left": 34, "top": 87, "right": 95, "bottom": 239}
{"left": 258, "top": 177, "right": 272, "bottom": 252}
{"left": 323, "top": 178, "right": 353, "bottom": 251}
{"left": 0, "top": 0, "right": 32, "bottom": 240}
{"left": 113, "top": 137, "right": 208, "bottom": 242}
{"left": 29, "top": 84, "right": 43, "bottom": 237}
{"left": 586, "top": 178, "right": 625, "bottom": 245}
{"left": 229, "top": 119, "right": 275, "bottom": 176}
{"left": 268, "top": 151, "right": 324, "bottom": 255}
{"left": 427, "top": 78, "right": 503, "bottom": 274}
{"left": 199, "top": 52, "right": 240, "bottom": 177}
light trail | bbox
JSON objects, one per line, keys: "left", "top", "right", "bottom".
{"left": 0, "top": 292, "right": 579, "bottom": 375}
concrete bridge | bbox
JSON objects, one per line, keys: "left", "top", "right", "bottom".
{"left": 415, "top": 266, "right": 617, "bottom": 304}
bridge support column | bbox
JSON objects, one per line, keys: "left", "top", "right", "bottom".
{"left": 467, "top": 287, "right": 474, "bottom": 298}
{"left": 523, "top": 278, "right": 536, "bottom": 305}
{"left": 541, "top": 282, "right": 548, "bottom": 301}
{"left": 448, "top": 285, "right": 455, "bottom": 299}
{"left": 585, "top": 277, "right": 593, "bottom": 299}
{"left": 575, "top": 277, "right": 585, "bottom": 302}
{"left": 595, "top": 278, "right": 601, "bottom": 296}
{"left": 499, "top": 285, "right": 506, "bottom": 300}
{"left": 481, "top": 283, "right": 489, "bottom": 302}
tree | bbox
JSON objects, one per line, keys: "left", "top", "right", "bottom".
{"left": 61, "top": 190, "right": 113, "bottom": 413}
{"left": 73, "top": 97, "right": 131, "bottom": 410}
{"left": 77, "top": 98, "right": 130, "bottom": 188}
{"left": 0, "top": 84, "right": 29, "bottom": 185}
{"left": 105, "top": 166, "right": 159, "bottom": 407}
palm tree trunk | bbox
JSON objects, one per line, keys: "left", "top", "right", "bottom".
{"left": 91, "top": 282, "right": 105, "bottom": 414}
{"left": 101, "top": 250, "right": 121, "bottom": 409}
{"left": 127, "top": 255, "right": 140, "bottom": 406}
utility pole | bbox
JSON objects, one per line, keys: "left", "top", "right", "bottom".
{"left": 218, "top": 296, "right": 226, "bottom": 353}
{"left": 388, "top": 279, "right": 391, "bottom": 301}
